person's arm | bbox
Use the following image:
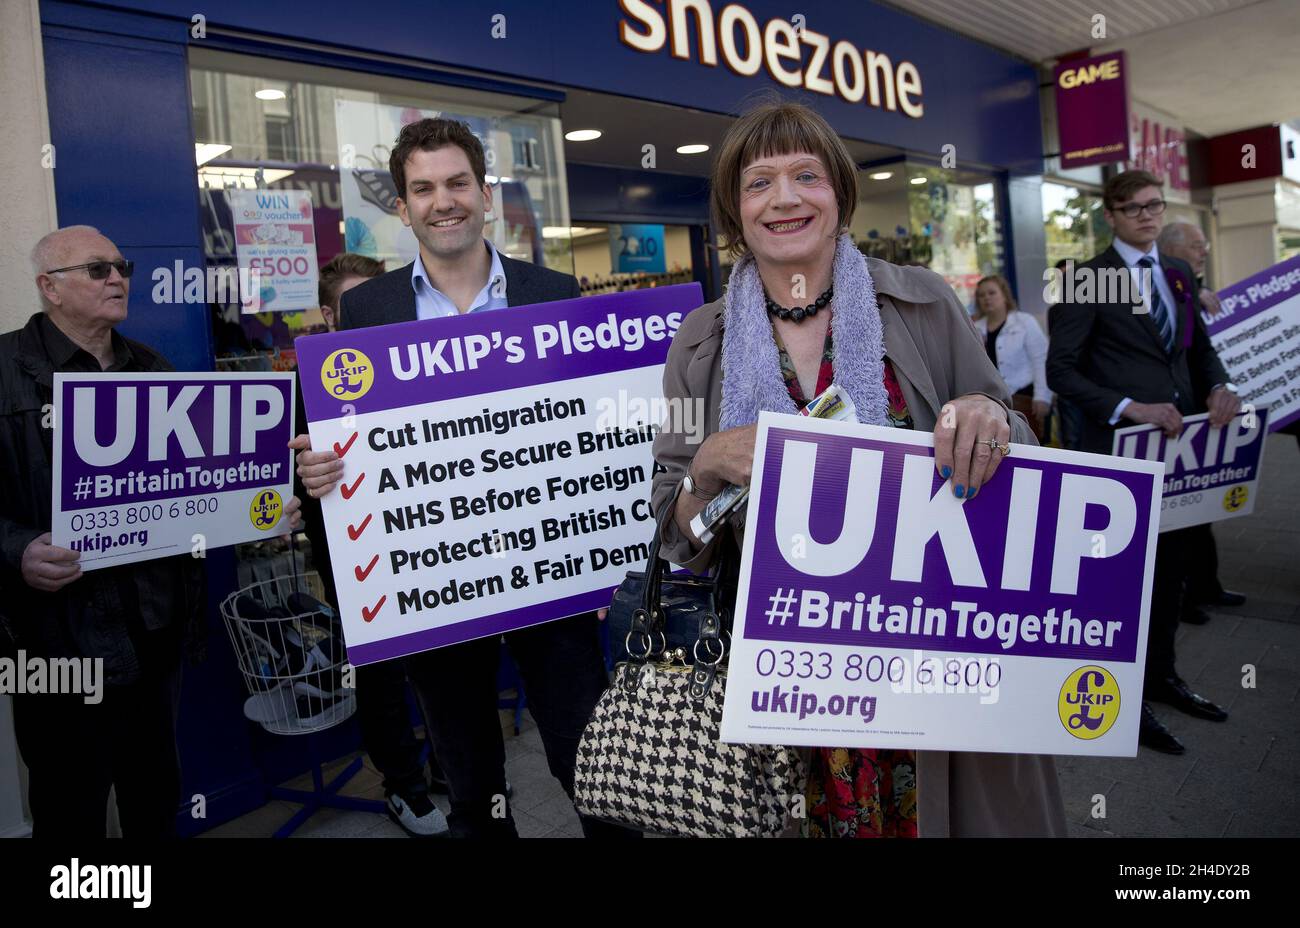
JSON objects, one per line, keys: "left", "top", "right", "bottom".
{"left": 0, "top": 517, "right": 42, "bottom": 576}
{"left": 650, "top": 336, "right": 725, "bottom": 574}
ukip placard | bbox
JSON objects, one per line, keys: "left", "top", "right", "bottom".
{"left": 720, "top": 413, "right": 1164, "bottom": 757}
{"left": 52, "top": 373, "right": 296, "bottom": 569}
{"left": 294, "top": 285, "right": 701, "bottom": 665}
{"left": 1112, "top": 408, "right": 1269, "bottom": 531}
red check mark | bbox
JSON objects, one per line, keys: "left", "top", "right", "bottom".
{"left": 362, "top": 595, "right": 387, "bottom": 623}
{"left": 347, "top": 514, "right": 372, "bottom": 541}
{"left": 340, "top": 473, "right": 366, "bottom": 499}
{"left": 355, "top": 554, "right": 380, "bottom": 582}
{"left": 334, "top": 432, "right": 358, "bottom": 458}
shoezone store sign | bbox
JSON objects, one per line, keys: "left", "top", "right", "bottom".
{"left": 294, "top": 285, "right": 701, "bottom": 665}
{"left": 721, "top": 415, "right": 1164, "bottom": 757}
{"left": 52, "top": 373, "right": 296, "bottom": 568}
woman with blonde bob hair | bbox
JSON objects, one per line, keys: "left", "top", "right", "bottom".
{"left": 651, "top": 100, "right": 1066, "bottom": 837}
{"left": 974, "top": 274, "right": 1053, "bottom": 440}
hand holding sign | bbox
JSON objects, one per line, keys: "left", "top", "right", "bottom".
{"left": 1124, "top": 401, "right": 1182, "bottom": 438}
{"left": 289, "top": 433, "right": 343, "bottom": 498}
{"left": 1206, "top": 386, "right": 1242, "bottom": 429}
{"left": 933, "top": 394, "right": 1012, "bottom": 499}
{"left": 696, "top": 424, "right": 758, "bottom": 489}
{"left": 21, "top": 532, "right": 82, "bottom": 592}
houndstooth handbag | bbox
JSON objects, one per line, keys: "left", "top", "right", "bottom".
{"left": 574, "top": 490, "right": 805, "bottom": 838}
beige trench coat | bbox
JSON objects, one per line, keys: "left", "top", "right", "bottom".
{"left": 650, "top": 257, "right": 1068, "bottom": 837}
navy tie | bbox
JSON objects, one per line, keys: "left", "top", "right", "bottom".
{"left": 1137, "top": 256, "right": 1174, "bottom": 352}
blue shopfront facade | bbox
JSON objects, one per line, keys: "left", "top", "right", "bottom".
{"left": 38, "top": 0, "right": 1043, "bottom": 833}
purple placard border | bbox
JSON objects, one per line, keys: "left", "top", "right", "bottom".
{"left": 346, "top": 588, "right": 612, "bottom": 664}
{"left": 294, "top": 282, "right": 702, "bottom": 423}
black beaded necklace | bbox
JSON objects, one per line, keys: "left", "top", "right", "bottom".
{"left": 765, "top": 285, "right": 833, "bottom": 323}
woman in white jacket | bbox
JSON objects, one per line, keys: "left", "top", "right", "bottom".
{"left": 974, "top": 275, "right": 1051, "bottom": 440}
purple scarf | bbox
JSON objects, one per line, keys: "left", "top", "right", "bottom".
{"left": 719, "top": 233, "right": 889, "bottom": 431}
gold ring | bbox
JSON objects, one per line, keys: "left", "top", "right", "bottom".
{"left": 983, "top": 438, "right": 1009, "bottom": 455}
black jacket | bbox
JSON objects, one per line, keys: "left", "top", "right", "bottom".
{"left": 0, "top": 313, "right": 205, "bottom": 682}
{"left": 337, "top": 254, "right": 581, "bottom": 329}
{"left": 1046, "top": 245, "right": 1229, "bottom": 455}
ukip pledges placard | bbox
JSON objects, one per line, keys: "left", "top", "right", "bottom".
{"left": 294, "top": 285, "right": 701, "bottom": 665}
{"left": 720, "top": 413, "right": 1164, "bottom": 756}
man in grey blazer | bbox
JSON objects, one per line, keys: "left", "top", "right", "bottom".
{"left": 294, "top": 118, "right": 629, "bottom": 838}
{"left": 1048, "top": 170, "right": 1240, "bottom": 756}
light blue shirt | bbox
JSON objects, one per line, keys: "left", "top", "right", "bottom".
{"left": 410, "top": 240, "right": 508, "bottom": 320}
{"left": 1108, "top": 238, "right": 1179, "bottom": 425}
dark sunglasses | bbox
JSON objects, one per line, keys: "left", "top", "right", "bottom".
{"left": 45, "top": 259, "right": 135, "bottom": 280}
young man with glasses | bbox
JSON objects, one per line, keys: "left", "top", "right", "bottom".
{"left": 1047, "top": 171, "right": 1241, "bottom": 756}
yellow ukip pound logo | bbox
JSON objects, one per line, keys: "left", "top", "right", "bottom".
{"left": 1223, "top": 485, "right": 1248, "bottom": 513}
{"left": 250, "top": 489, "right": 283, "bottom": 531}
{"left": 1058, "top": 666, "right": 1121, "bottom": 740}
{"left": 321, "top": 348, "right": 374, "bottom": 400}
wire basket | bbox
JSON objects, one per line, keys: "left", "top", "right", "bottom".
{"left": 220, "top": 575, "right": 356, "bottom": 735}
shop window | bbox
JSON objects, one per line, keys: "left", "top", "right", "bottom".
{"left": 1043, "top": 182, "right": 1110, "bottom": 268}
{"left": 846, "top": 163, "right": 1005, "bottom": 309}
{"left": 560, "top": 224, "right": 697, "bottom": 295}
{"left": 913, "top": 175, "right": 1004, "bottom": 309}
{"left": 189, "top": 48, "right": 572, "bottom": 364}
{"left": 263, "top": 115, "right": 293, "bottom": 162}
{"left": 1279, "top": 229, "right": 1300, "bottom": 263}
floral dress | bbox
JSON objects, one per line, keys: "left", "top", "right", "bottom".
{"left": 771, "top": 312, "right": 919, "bottom": 839}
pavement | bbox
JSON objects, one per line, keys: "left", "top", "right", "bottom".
{"left": 204, "top": 432, "right": 1300, "bottom": 839}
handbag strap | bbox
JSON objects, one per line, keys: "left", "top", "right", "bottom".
{"left": 628, "top": 477, "right": 738, "bottom": 696}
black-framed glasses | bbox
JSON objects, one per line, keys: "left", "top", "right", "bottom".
{"left": 45, "top": 259, "right": 134, "bottom": 280}
{"left": 1116, "top": 199, "right": 1166, "bottom": 219}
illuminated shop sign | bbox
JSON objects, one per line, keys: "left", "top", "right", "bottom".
{"left": 618, "top": 0, "right": 924, "bottom": 118}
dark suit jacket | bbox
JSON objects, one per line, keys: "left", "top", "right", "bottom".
{"left": 338, "top": 252, "right": 580, "bottom": 329}
{"left": 1046, "top": 244, "right": 1228, "bottom": 454}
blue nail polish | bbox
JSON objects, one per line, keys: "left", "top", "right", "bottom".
{"left": 967, "top": 486, "right": 978, "bottom": 499}
{"left": 941, "top": 466, "right": 952, "bottom": 479}
{"left": 953, "top": 484, "right": 964, "bottom": 498}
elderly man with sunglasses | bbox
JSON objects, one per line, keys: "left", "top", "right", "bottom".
{"left": 0, "top": 225, "right": 205, "bottom": 837}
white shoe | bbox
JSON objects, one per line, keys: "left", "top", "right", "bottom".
{"left": 387, "top": 789, "right": 449, "bottom": 838}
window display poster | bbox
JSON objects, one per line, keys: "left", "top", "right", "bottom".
{"left": 230, "top": 189, "right": 320, "bottom": 312}
{"left": 609, "top": 224, "right": 666, "bottom": 274}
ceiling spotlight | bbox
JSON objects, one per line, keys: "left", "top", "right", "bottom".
{"left": 565, "top": 129, "right": 602, "bottom": 142}
{"left": 255, "top": 89, "right": 286, "bottom": 101}
{"left": 910, "top": 176, "right": 928, "bottom": 185}
{"left": 869, "top": 171, "right": 893, "bottom": 180}
{"left": 676, "top": 144, "right": 709, "bottom": 154}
